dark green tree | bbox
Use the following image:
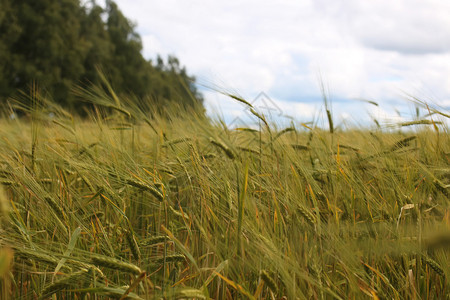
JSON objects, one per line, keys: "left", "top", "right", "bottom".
{"left": 0, "top": 0, "right": 21, "bottom": 97}
{"left": 104, "top": 0, "right": 151, "bottom": 98}
{"left": 2, "top": 0, "right": 87, "bottom": 105}
{"left": 80, "top": 1, "right": 113, "bottom": 85}
{"left": 0, "top": 0, "right": 203, "bottom": 114}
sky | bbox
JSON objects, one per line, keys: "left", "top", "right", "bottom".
{"left": 103, "top": 0, "right": 450, "bottom": 128}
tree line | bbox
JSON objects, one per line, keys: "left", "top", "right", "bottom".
{"left": 0, "top": 0, "right": 203, "bottom": 115}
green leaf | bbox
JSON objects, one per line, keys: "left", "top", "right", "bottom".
{"left": 53, "top": 227, "right": 81, "bottom": 281}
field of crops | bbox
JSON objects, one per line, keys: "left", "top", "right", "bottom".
{"left": 0, "top": 90, "right": 449, "bottom": 299}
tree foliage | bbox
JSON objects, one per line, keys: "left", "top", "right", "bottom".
{"left": 0, "top": 0, "right": 203, "bottom": 114}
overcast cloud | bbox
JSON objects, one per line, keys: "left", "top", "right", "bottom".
{"left": 106, "top": 0, "right": 450, "bottom": 127}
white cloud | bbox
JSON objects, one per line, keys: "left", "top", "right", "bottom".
{"left": 314, "top": 0, "right": 450, "bottom": 54}
{"left": 109, "top": 0, "right": 450, "bottom": 125}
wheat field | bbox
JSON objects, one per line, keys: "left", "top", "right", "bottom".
{"left": 0, "top": 88, "right": 449, "bottom": 299}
